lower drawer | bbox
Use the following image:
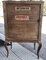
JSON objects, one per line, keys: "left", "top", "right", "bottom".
{"left": 6, "top": 22, "right": 38, "bottom": 42}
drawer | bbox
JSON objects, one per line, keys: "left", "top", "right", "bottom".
{"left": 7, "top": 4, "right": 40, "bottom": 21}
{"left": 7, "top": 22, "right": 38, "bottom": 42}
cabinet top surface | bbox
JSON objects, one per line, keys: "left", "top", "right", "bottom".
{"left": 3, "top": 1, "right": 44, "bottom": 5}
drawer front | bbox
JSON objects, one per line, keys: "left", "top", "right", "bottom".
{"left": 7, "top": 4, "right": 40, "bottom": 21}
{"left": 7, "top": 22, "right": 38, "bottom": 41}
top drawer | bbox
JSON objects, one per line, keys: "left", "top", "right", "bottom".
{"left": 7, "top": 4, "right": 40, "bottom": 21}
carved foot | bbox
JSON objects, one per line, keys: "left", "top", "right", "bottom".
{"left": 37, "top": 42, "right": 42, "bottom": 59}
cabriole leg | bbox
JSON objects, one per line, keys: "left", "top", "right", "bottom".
{"left": 10, "top": 42, "right": 12, "bottom": 49}
{"left": 37, "top": 42, "right": 42, "bottom": 59}
{"left": 34, "top": 42, "right": 36, "bottom": 50}
{"left": 4, "top": 43, "right": 9, "bottom": 57}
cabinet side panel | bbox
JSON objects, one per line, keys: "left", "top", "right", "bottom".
{"left": 3, "top": 2, "right": 8, "bottom": 41}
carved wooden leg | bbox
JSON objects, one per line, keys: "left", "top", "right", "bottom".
{"left": 4, "top": 43, "right": 9, "bottom": 57}
{"left": 37, "top": 42, "right": 42, "bottom": 59}
{"left": 34, "top": 42, "right": 36, "bottom": 50}
{"left": 10, "top": 42, "right": 12, "bottom": 49}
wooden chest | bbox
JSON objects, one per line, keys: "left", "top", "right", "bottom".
{"left": 3, "top": 1, "right": 43, "bottom": 58}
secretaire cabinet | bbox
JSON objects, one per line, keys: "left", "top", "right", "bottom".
{"left": 3, "top": 1, "right": 44, "bottom": 58}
